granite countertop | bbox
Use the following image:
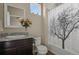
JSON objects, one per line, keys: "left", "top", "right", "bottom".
{"left": 0, "top": 34, "right": 35, "bottom": 42}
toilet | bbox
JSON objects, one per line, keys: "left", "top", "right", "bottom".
{"left": 34, "top": 37, "right": 48, "bottom": 55}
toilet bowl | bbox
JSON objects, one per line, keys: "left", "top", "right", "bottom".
{"left": 37, "top": 45, "right": 47, "bottom": 55}
{"left": 34, "top": 37, "right": 48, "bottom": 55}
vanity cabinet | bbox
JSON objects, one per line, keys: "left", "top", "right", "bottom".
{"left": 0, "top": 38, "right": 33, "bottom": 55}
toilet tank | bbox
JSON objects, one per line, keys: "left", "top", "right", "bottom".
{"left": 34, "top": 37, "right": 41, "bottom": 46}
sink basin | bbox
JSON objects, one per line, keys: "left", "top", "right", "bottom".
{"left": 5, "top": 35, "right": 26, "bottom": 39}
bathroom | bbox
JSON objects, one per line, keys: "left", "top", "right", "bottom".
{"left": 0, "top": 3, "right": 49, "bottom": 55}
{"left": 1, "top": 3, "right": 79, "bottom": 55}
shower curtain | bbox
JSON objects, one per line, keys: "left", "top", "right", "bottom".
{"left": 48, "top": 3, "right": 79, "bottom": 54}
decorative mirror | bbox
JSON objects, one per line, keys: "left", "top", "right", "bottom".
{"left": 4, "top": 3, "right": 25, "bottom": 28}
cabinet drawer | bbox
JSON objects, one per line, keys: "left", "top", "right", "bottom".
{"left": 5, "top": 39, "right": 33, "bottom": 48}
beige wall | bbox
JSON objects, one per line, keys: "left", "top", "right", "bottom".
{"left": 0, "top": 3, "right": 42, "bottom": 37}
{"left": 0, "top": 3, "right": 4, "bottom": 31}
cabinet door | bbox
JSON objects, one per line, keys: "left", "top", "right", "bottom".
{"left": 3, "top": 38, "right": 33, "bottom": 55}
{"left": 0, "top": 42, "right": 5, "bottom": 55}
{"left": 5, "top": 48, "right": 17, "bottom": 55}
{"left": 16, "top": 46, "right": 33, "bottom": 55}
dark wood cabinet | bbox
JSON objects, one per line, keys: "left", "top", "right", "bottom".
{"left": 0, "top": 38, "right": 33, "bottom": 55}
